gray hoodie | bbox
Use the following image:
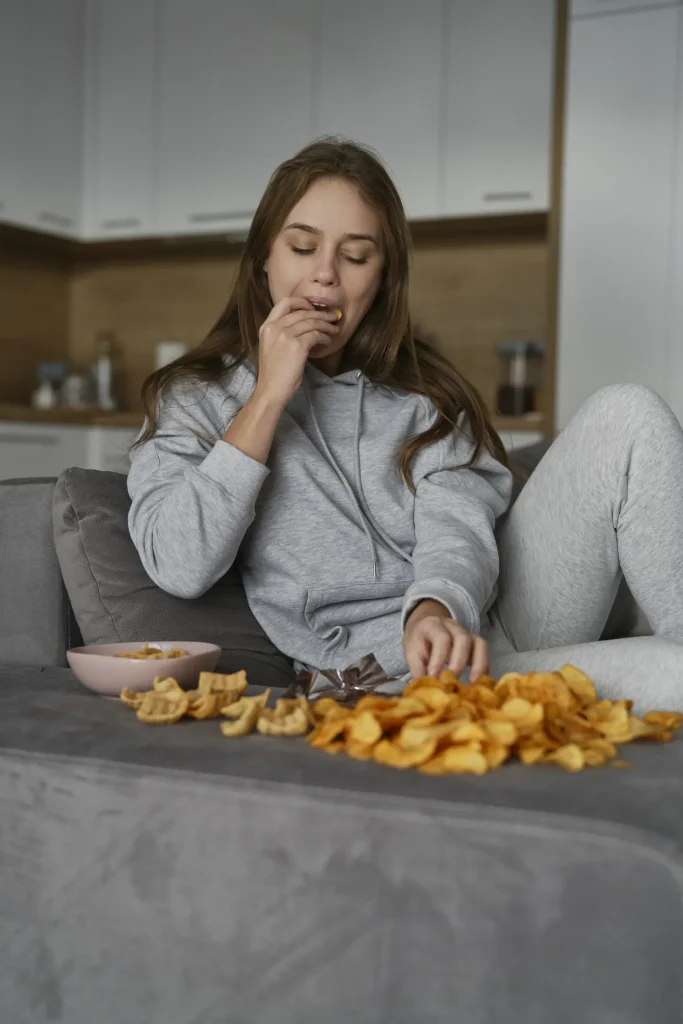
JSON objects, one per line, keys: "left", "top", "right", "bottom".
{"left": 127, "top": 357, "right": 512, "bottom": 682}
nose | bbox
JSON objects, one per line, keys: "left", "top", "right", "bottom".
{"left": 312, "top": 248, "right": 339, "bottom": 287}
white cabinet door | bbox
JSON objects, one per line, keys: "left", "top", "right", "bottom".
{"left": 0, "top": 424, "right": 89, "bottom": 480}
{"left": 571, "top": 0, "right": 674, "bottom": 16}
{"left": 556, "top": 7, "right": 680, "bottom": 430}
{"left": 23, "top": 0, "right": 84, "bottom": 237}
{"left": 316, "top": 0, "right": 443, "bottom": 220}
{"left": 156, "top": 0, "right": 316, "bottom": 237}
{"left": 82, "top": 0, "right": 156, "bottom": 240}
{"left": 0, "top": 0, "right": 30, "bottom": 227}
{"left": 444, "top": 0, "right": 555, "bottom": 217}
{"left": 86, "top": 427, "right": 139, "bottom": 474}
{"left": 500, "top": 430, "right": 545, "bottom": 451}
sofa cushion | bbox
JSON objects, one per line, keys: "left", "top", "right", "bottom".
{"left": 0, "top": 479, "right": 71, "bottom": 667}
{"left": 52, "top": 468, "right": 294, "bottom": 687}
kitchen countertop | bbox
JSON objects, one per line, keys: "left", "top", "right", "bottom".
{"left": 0, "top": 404, "right": 145, "bottom": 428}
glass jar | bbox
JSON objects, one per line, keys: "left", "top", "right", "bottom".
{"left": 496, "top": 340, "right": 544, "bottom": 417}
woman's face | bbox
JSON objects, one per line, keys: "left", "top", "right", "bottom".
{"left": 264, "top": 176, "right": 385, "bottom": 374}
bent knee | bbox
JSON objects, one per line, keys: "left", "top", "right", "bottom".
{"left": 582, "top": 383, "right": 674, "bottom": 426}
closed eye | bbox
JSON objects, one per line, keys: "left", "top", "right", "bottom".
{"left": 291, "top": 245, "right": 368, "bottom": 265}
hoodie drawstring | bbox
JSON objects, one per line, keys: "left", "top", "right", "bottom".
{"left": 304, "top": 373, "right": 413, "bottom": 580}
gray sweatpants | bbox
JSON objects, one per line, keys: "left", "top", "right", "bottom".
{"left": 483, "top": 384, "right": 683, "bottom": 713}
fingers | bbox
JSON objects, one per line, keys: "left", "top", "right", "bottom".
{"left": 426, "top": 628, "right": 453, "bottom": 678}
{"left": 468, "top": 636, "right": 489, "bottom": 684}
{"left": 404, "top": 633, "right": 430, "bottom": 680}
{"left": 404, "top": 616, "right": 489, "bottom": 684}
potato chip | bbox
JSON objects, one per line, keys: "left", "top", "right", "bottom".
{"left": 307, "top": 718, "right": 349, "bottom": 748}
{"left": 185, "top": 693, "right": 226, "bottom": 720}
{"left": 153, "top": 675, "right": 184, "bottom": 696}
{"left": 441, "top": 745, "right": 488, "bottom": 775}
{"left": 198, "top": 670, "right": 247, "bottom": 697}
{"left": 483, "top": 719, "right": 518, "bottom": 746}
{"left": 344, "top": 738, "right": 376, "bottom": 760}
{"left": 557, "top": 664, "right": 597, "bottom": 704}
{"left": 519, "top": 745, "right": 547, "bottom": 766}
{"left": 643, "top": 710, "right": 683, "bottom": 730}
{"left": 136, "top": 691, "right": 189, "bottom": 725}
{"left": 257, "top": 706, "right": 309, "bottom": 737}
{"left": 397, "top": 720, "right": 457, "bottom": 750}
{"left": 449, "top": 722, "right": 488, "bottom": 744}
{"left": 120, "top": 687, "right": 144, "bottom": 710}
{"left": 220, "top": 702, "right": 261, "bottom": 737}
{"left": 582, "top": 748, "right": 608, "bottom": 768}
{"left": 373, "top": 737, "right": 437, "bottom": 768}
{"left": 375, "top": 697, "right": 429, "bottom": 730}
{"left": 438, "top": 669, "right": 462, "bottom": 690}
{"left": 221, "top": 690, "right": 271, "bottom": 719}
{"left": 403, "top": 676, "right": 444, "bottom": 697}
{"left": 355, "top": 694, "right": 398, "bottom": 713}
{"left": 512, "top": 672, "right": 573, "bottom": 710}
{"left": 406, "top": 686, "right": 452, "bottom": 711}
{"left": 347, "top": 711, "right": 383, "bottom": 746}
{"left": 483, "top": 741, "right": 511, "bottom": 769}
{"left": 547, "top": 744, "right": 584, "bottom": 772}
{"left": 312, "top": 698, "right": 351, "bottom": 721}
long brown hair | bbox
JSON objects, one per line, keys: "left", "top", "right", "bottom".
{"left": 131, "top": 137, "right": 510, "bottom": 489}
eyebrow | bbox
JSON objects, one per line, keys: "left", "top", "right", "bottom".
{"left": 284, "top": 222, "right": 379, "bottom": 246}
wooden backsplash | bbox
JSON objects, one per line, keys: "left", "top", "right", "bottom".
{"left": 1, "top": 217, "right": 548, "bottom": 415}
{"left": 0, "top": 230, "right": 70, "bottom": 404}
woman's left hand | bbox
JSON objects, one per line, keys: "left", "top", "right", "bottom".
{"left": 403, "top": 600, "right": 489, "bottom": 682}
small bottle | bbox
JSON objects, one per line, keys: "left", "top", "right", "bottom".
{"left": 93, "top": 331, "right": 117, "bottom": 411}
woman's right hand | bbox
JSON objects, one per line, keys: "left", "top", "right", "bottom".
{"left": 254, "top": 297, "right": 341, "bottom": 407}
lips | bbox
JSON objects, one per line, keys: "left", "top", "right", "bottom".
{"left": 305, "top": 297, "right": 343, "bottom": 320}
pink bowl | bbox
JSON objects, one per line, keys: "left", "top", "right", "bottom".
{"left": 67, "top": 641, "right": 222, "bottom": 698}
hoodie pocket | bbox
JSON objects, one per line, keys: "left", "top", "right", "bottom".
{"left": 304, "top": 572, "right": 413, "bottom": 647}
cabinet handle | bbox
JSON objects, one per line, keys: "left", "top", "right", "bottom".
{"left": 483, "top": 191, "right": 534, "bottom": 203}
{"left": 101, "top": 217, "right": 142, "bottom": 230}
{"left": 0, "top": 433, "right": 58, "bottom": 446}
{"left": 38, "top": 211, "right": 74, "bottom": 228}
{"left": 187, "top": 211, "right": 255, "bottom": 224}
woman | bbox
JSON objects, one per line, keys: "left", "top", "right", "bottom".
{"left": 128, "top": 138, "right": 683, "bottom": 711}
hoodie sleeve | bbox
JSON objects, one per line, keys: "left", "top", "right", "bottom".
{"left": 127, "top": 371, "right": 269, "bottom": 599}
{"left": 400, "top": 416, "right": 513, "bottom": 636}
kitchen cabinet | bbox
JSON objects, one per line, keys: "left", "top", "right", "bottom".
{"left": 0, "top": 424, "right": 138, "bottom": 480}
{"left": 570, "top": 0, "right": 677, "bottom": 17}
{"left": 316, "top": 0, "right": 443, "bottom": 220}
{"left": 154, "top": 0, "right": 316, "bottom": 237}
{"left": 82, "top": 0, "right": 156, "bottom": 240}
{"left": 22, "top": 0, "right": 84, "bottom": 236}
{"left": 0, "top": 424, "right": 90, "bottom": 480}
{"left": 443, "top": 0, "right": 555, "bottom": 217}
{"left": 556, "top": 6, "right": 681, "bottom": 429}
{"left": 0, "top": 0, "right": 30, "bottom": 227}
{"left": 86, "top": 426, "right": 138, "bottom": 475}
{"left": 500, "top": 429, "right": 545, "bottom": 451}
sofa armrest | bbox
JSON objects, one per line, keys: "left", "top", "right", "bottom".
{"left": 0, "top": 478, "right": 72, "bottom": 667}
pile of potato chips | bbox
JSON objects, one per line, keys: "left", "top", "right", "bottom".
{"left": 306, "top": 664, "right": 682, "bottom": 774}
{"left": 119, "top": 664, "right": 683, "bottom": 774}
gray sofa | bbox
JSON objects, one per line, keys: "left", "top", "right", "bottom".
{"left": 0, "top": 447, "right": 681, "bottom": 1024}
